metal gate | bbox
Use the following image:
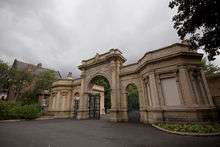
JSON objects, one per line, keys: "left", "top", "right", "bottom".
{"left": 73, "top": 99, "right": 79, "bottom": 119}
{"left": 128, "top": 95, "right": 140, "bottom": 123}
{"left": 88, "top": 93, "right": 100, "bottom": 119}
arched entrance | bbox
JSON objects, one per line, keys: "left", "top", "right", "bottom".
{"left": 78, "top": 49, "right": 126, "bottom": 121}
{"left": 89, "top": 75, "right": 111, "bottom": 117}
{"left": 126, "top": 84, "right": 140, "bottom": 123}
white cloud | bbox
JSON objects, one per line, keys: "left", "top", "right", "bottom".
{"left": 0, "top": 0, "right": 219, "bottom": 78}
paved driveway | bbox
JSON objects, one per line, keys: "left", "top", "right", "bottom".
{"left": 0, "top": 119, "right": 220, "bottom": 147}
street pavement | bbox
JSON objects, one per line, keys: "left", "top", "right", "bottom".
{"left": 0, "top": 119, "right": 220, "bottom": 147}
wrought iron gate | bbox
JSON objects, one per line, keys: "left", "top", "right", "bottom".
{"left": 128, "top": 95, "right": 140, "bottom": 123}
{"left": 88, "top": 93, "right": 100, "bottom": 119}
{"left": 73, "top": 99, "right": 79, "bottom": 119}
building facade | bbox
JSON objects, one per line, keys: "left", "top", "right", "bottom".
{"left": 7, "top": 59, "right": 61, "bottom": 101}
{"left": 48, "top": 42, "right": 218, "bottom": 123}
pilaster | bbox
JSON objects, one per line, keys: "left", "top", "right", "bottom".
{"left": 178, "top": 66, "right": 196, "bottom": 106}
{"left": 200, "top": 69, "right": 214, "bottom": 106}
{"left": 77, "top": 70, "right": 89, "bottom": 119}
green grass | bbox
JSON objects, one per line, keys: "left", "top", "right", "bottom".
{"left": 157, "top": 123, "right": 220, "bottom": 133}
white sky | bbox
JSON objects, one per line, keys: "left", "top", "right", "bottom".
{"left": 0, "top": 0, "right": 219, "bottom": 77}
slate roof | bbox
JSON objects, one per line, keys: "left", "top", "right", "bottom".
{"left": 12, "top": 59, "right": 61, "bottom": 79}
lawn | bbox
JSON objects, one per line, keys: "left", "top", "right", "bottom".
{"left": 156, "top": 123, "right": 220, "bottom": 133}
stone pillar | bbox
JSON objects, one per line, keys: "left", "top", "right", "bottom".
{"left": 119, "top": 91, "right": 128, "bottom": 121}
{"left": 149, "top": 72, "right": 160, "bottom": 107}
{"left": 178, "top": 66, "right": 196, "bottom": 106}
{"left": 100, "top": 91, "right": 105, "bottom": 115}
{"left": 77, "top": 70, "right": 89, "bottom": 119}
{"left": 144, "top": 77, "right": 152, "bottom": 106}
{"left": 56, "top": 91, "right": 60, "bottom": 111}
{"left": 138, "top": 78, "right": 147, "bottom": 123}
{"left": 110, "top": 60, "right": 121, "bottom": 121}
{"left": 147, "top": 72, "right": 163, "bottom": 123}
{"left": 200, "top": 69, "right": 214, "bottom": 106}
{"left": 61, "top": 93, "right": 66, "bottom": 111}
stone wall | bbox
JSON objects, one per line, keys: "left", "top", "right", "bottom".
{"left": 49, "top": 42, "right": 218, "bottom": 123}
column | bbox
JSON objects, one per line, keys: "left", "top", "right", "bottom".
{"left": 100, "top": 91, "right": 105, "bottom": 115}
{"left": 149, "top": 72, "right": 160, "bottom": 107}
{"left": 178, "top": 66, "right": 196, "bottom": 106}
{"left": 147, "top": 72, "right": 163, "bottom": 123}
{"left": 110, "top": 60, "right": 121, "bottom": 121}
{"left": 200, "top": 69, "right": 214, "bottom": 106}
{"left": 78, "top": 70, "right": 89, "bottom": 119}
{"left": 139, "top": 78, "right": 148, "bottom": 123}
{"left": 120, "top": 91, "right": 128, "bottom": 121}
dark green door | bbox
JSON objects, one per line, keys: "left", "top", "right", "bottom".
{"left": 88, "top": 94, "right": 100, "bottom": 119}
{"left": 128, "top": 95, "right": 140, "bottom": 123}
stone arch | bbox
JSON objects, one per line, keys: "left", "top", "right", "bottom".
{"left": 121, "top": 78, "right": 143, "bottom": 110}
{"left": 124, "top": 81, "right": 140, "bottom": 93}
{"left": 78, "top": 49, "right": 126, "bottom": 121}
{"left": 87, "top": 74, "right": 112, "bottom": 114}
{"left": 86, "top": 72, "right": 112, "bottom": 91}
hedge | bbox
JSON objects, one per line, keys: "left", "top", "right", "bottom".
{"left": 0, "top": 101, "right": 42, "bottom": 120}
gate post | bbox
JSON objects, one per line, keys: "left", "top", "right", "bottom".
{"left": 110, "top": 59, "right": 121, "bottom": 122}
{"left": 77, "top": 70, "right": 89, "bottom": 119}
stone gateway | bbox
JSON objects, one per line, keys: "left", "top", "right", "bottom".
{"left": 47, "top": 42, "right": 217, "bottom": 123}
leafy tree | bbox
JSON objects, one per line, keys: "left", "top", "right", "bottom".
{"left": 0, "top": 59, "right": 57, "bottom": 104}
{"left": 169, "top": 0, "right": 220, "bottom": 60}
{"left": 8, "top": 68, "right": 33, "bottom": 99}
{"left": 33, "top": 70, "right": 57, "bottom": 94}
{"left": 21, "top": 70, "right": 57, "bottom": 103}
{"left": 0, "top": 60, "right": 10, "bottom": 90}
{"left": 201, "top": 58, "right": 220, "bottom": 75}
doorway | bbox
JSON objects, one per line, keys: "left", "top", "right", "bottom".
{"left": 88, "top": 93, "right": 100, "bottom": 119}
{"left": 126, "top": 84, "right": 140, "bottom": 123}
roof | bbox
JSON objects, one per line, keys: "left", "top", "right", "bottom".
{"left": 12, "top": 59, "right": 61, "bottom": 79}
{"left": 206, "top": 72, "right": 220, "bottom": 79}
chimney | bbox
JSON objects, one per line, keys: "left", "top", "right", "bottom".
{"left": 67, "top": 72, "right": 73, "bottom": 79}
{"left": 37, "top": 63, "right": 42, "bottom": 68}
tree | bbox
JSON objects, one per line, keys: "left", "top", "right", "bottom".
{"left": 0, "top": 60, "right": 10, "bottom": 90}
{"left": 21, "top": 70, "right": 57, "bottom": 103}
{"left": 33, "top": 70, "right": 57, "bottom": 94}
{"left": 169, "top": 0, "right": 220, "bottom": 60}
{"left": 201, "top": 58, "right": 220, "bottom": 75}
{"left": 8, "top": 68, "right": 33, "bottom": 99}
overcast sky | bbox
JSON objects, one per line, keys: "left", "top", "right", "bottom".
{"left": 0, "top": 0, "right": 219, "bottom": 78}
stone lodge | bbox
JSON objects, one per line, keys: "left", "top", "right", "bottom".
{"left": 47, "top": 42, "right": 218, "bottom": 123}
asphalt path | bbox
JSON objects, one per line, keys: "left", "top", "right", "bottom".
{"left": 0, "top": 119, "right": 219, "bottom": 147}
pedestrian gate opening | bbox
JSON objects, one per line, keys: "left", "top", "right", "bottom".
{"left": 73, "top": 99, "right": 79, "bottom": 119}
{"left": 88, "top": 93, "right": 100, "bottom": 119}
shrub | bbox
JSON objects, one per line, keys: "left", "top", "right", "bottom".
{"left": 0, "top": 101, "right": 18, "bottom": 119}
{"left": 0, "top": 101, "right": 41, "bottom": 120}
{"left": 19, "top": 104, "right": 42, "bottom": 120}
